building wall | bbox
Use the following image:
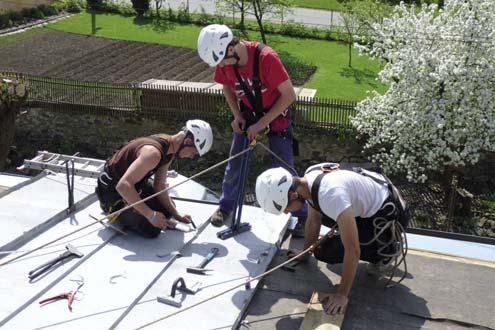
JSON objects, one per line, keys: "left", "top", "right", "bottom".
{"left": 0, "top": 0, "right": 52, "bottom": 12}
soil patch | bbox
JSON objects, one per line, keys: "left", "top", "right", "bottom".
{"left": 0, "top": 30, "right": 215, "bottom": 83}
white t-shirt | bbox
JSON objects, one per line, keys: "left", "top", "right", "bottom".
{"left": 304, "top": 165, "right": 390, "bottom": 221}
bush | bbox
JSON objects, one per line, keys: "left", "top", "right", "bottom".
{"left": 8, "top": 11, "right": 24, "bottom": 23}
{"left": 67, "top": 0, "right": 85, "bottom": 13}
{"left": 130, "top": 0, "right": 150, "bottom": 16}
{"left": 86, "top": 0, "right": 104, "bottom": 11}
{"left": 176, "top": 6, "right": 191, "bottom": 23}
{"left": 0, "top": 14, "right": 9, "bottom": 29}
{"left": 37, "top": 4, "right": 57, "bottom": 16}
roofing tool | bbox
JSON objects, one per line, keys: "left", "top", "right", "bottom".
{"left": 167, "top": 218, "right": 195, "bottom": 232}
{"left": 39, "top": 276, "right": 84, "bottom": 312}
{"left": 157, "top": 277, "right": 201, "bottom": 308}
{"left": 217, "top": 137, "right": 252, "bottom": 240}
{"left": 282, "top": 259, "right": 301, "bottom": 272}
{"left": 186, "top": 247, "right": 219, "bottom": 275}
{"left": 28, "top": 244, "right": 84, "bottom": 280}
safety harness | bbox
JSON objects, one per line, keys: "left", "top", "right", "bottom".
{"left": 96, "top": 135, "right": 173, "bottom": 220}
{"left": 307, "top": 164, "right": 409, "bottom": 286}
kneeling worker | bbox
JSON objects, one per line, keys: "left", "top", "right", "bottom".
{"left": 96, "top": 120, "right": 213, "bottom": 238}
{"left": 255, "top": 163, "right": 408, "bottom": 315}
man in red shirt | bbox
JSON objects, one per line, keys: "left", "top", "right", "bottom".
{"left": 198, "top": 24, "right": 307, "bottom": 227}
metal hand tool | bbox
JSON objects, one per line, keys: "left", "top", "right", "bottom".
{"left": 28, "top": 244, "right": 84, "bottom": 280}
{"left": 186, "top": 247, "right": 219, "bottom": 275}
{"left": 39, "top": 276, "right": 84, "bottom": 312}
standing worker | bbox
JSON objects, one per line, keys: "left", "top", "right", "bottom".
{"left": 197, "top": 24, "right": 306, "bottom": 229}
{"left": 95, "top": 120, "right": 213, "bottom": 238}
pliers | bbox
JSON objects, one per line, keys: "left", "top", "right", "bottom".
{"left": 39, "top": 277, "right": 84, "bottom": 312}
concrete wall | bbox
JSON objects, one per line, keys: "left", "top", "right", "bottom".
{"left": 0, "top": 0, "right": 52, "bottom": 12}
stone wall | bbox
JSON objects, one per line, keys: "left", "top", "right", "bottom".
{"left": 11, "top": 108, "right": 366, "bottom": 192}
{"left": 11, "top": 108, "right": 495, "bottom": 194}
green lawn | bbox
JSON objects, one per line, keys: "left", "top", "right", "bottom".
{"left": 46, "top": 12, "right": 385, "bottom": 100}
{"left": 291, "top": 0, "right": 343, "bottom": 11}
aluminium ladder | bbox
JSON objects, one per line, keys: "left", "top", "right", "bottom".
{"left": 20, "top": 151, "right": 106, "bottom": 179}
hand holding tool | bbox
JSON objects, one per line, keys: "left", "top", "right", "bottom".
{"left": 186, "top": 247, "right": 219, "bottom": 275}
{"left": 28, "top": 244, "right": 84, "bottom": 280}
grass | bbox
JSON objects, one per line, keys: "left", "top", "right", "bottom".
{"left": 0, "top": 26, "right": 49, "bottom": 47}
{"left": 45, "top": 12, "right": 386, "bottom": 100}
{"left": 291, "top": 0, "right": 343, "bottom": 11}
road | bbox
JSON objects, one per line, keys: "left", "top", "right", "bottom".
{"left": 127, "top": 0, "right": 343, "bottom": 27}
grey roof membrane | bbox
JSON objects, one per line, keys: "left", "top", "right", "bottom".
{"left": 1, "top": 169, "right": 494, "bottom": 330}
{"left": 0, "top": 171, "right": 289, "bottom": 329}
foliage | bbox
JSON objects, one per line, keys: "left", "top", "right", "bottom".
{"left": 247, "top": 0, "right": 293, "bottom": 44}
{"left": 0, "top": 77, "right": 28, "bottom": 112}
{"left": 130, "top": 0, "right": 150, "bottom": 16}
{"left": 215, "top": 0, "right": 252, "bottom": 30}
{"left": 49, "top": 12, "right": 386, "bottom": 100}
{"left": 351, "top": 0, "right": 495, "bottom": 183}
{"left": 86, "top": 0, "right": 105, "bottom": 11}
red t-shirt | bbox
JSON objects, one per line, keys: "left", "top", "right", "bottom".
{"left": 214, "top": 41, "right": 291, "bottom": 131}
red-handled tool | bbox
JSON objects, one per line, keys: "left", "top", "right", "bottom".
{"left": 39, "top": 277, "right": 84, "bottom": 311}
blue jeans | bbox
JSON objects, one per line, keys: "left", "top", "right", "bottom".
{"left": 219, "top": 131, "right": 307, "bottom": 218}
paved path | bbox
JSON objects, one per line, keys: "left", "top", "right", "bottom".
{"left": 122, "top": 0, "right": 343, "bottom": 27}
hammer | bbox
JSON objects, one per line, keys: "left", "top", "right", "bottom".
{"left": 186, "top": 248, "right": 219, "bottom": 275}
{"left": 28, "top": 244, "right": 84, "bottom": 280}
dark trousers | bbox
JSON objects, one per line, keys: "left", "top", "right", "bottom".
{"left": 314, "top": 196, "right": 398, "bottom": 264}
{"left": 96, "top": 173, "right": 171, "bottom": 238}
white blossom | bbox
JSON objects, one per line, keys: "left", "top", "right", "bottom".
{"left": 352, "top": 0, "right": 495, "bottom": 183}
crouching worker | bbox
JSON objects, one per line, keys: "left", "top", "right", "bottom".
{"left": 95, "top": 120, "right": 213, "bottom": 238}
{"left": 255, "top": 163, "right": 409, "bottom": 315}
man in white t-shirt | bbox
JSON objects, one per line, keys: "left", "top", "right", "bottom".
{"left": 255, "top": 163, "right": 403, "bottom": 315}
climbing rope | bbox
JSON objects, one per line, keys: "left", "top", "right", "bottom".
{"left": 0, "top": 144, "right": 255, "bottom": 267}
{"left": 134, "top": 229, "right": 337, "bottom": 330}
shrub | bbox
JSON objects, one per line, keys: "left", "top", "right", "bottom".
{"left": 65, "top": 0, "right": 85, "bottom": 13}
{"left": 130, "top": 0, "right": 150, "bottom": 16}
{"left": 86, "top": 0, "right": 104, "bottom": 11}
{"left": 176, "top": 6, "right": 191, "bottom": 23}
{"left": 8, "top": 11, "right": 24, "bottom": 23}
{"left": 37, "top": 4, "right": 57, "bottom": 16}
{"left": 0, "top": 14, "right": 9, "bottom": 29}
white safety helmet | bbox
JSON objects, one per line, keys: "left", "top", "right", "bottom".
{"left": 197, "top": 24, "right": 233, "bottom": 67}
{"left": 186, "top": 119, "right": 213, "bottom": 156}
{"left": 255, "top": 167, "right": 293, "bottom": 215}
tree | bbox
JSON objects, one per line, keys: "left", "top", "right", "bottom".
{"left": 131, "top": 0, "right": 150, "bottom": 17}
{"left": 216, "top": 0, "right": 252, "bottom": 31}
{"left": 351, "top": 0, "right": 495, "bottom": 184}
{"left": 0, "top": 78, "right": 27, "bottom": 170}
{"left": 339, "top": 1, "right": 365, "bottom": 67}
{"left": 248, "top": 0, "right": 292, "bottom": 44}
{"left": 86, "top": 0, "right": 104, "bottom": 11}
{"left": 154, "top": 0, "right": 164, "bottom": 17}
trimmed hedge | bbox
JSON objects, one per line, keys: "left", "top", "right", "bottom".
{"left": 0, "top": 0, "right": 85, "bottom": 30}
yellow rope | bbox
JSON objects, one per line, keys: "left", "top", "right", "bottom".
{"left": 134, "top": 230, "right": 336, "bottom": 330}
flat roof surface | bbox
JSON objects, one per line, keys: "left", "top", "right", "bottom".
{"left": 0, "top": 171, "right": 289, "bottom": 329}
{"left": 1, "top": 170, "right": 494, "bottom": 330}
